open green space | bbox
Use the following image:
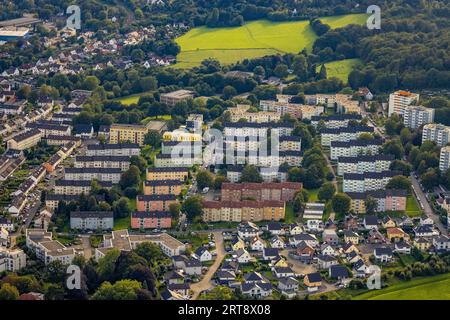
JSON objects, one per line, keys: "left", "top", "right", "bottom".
{"left": 284, "top": 204, "right": 296, "bottom": 224}
{"left": 317, "top": 58, "right": 363, "bottom": 83}
{"left": 113, "top": 215, "right": 131, "bottom": 230}
{"left": 305, "top": 188, "right": 319, "bottom": 202}
{"left": 113, "top": 91, "right": 153, "bottom": 105}
{"left": 173, "top": 14, "right": 367, "bottom": 68}
{"left": 353, "top": 273, "right": 450, "bottom": 300}
{"left": 405, "top": 195, "right": 422, "bottom": 217}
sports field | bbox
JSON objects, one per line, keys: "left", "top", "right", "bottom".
{"left": 317, "top": 58, "right": 363, "bottom": 83}
{"left": 173, "top": 13, "right": 367, "bottom": 68}
{"left": 353, "top": 273, "right": 450, "bottom": 300}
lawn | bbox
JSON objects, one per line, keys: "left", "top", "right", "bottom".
{"left": 405, "top": 195, "right": 422, "bottom": 217}
{"left": 173, "top": 14, "right": 367, "bottom": 68}
{"left": 316, "top": 58, "right": 363, "bottom": 83}
{"left": 114, "top": 216, "right": 131, "bottom": 230}
{"left": 113, "top": 91, "right": 153, "bottom": 106}
{"left": 306, "top": 188, "right": 319, "bottom": 202}
{"left": 284, "top": 203, "right": 296, "bottom": 224}
{"left": 353, "top": 273, "right": 450, "bottom": 300}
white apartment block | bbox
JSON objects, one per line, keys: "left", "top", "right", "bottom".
{"left": 403, "top": 105, "right": 434, "bottom": 130}
{"left": 343, "top": 171, "right": 401, "bottom": 193}
{"left": 422, "top": 123, "right": 450, "bottom": 147}
{"left": 337, "top": 155, "right": 394, "bottom": 176}
{"left": 64, "top": 168, "right": 122, "bottom": 183}
{"left": 321, "top": 126, "right": 374, "bottom": 147}
{"left": 311, "top": 114, "right": 362, "bottom": 129}
{"left": 439, "top": 146, "right": 450, "bottom": 172}
{"left": 25, "top": 229, "right": 75, "bottom": 265}
{"left": 0, "top": 247, "right": 27, "bottom": 272}
{"left": 388, "top": 90, "right": 420, "bottom": 116}
{"left": 224, "top": 123, "right": 294, "bottom": 138}
{"left": 74, "top": 156, "right": 131, "bottom": 171}
{"left": 330, "top": 140, "right": 382, "bottom": 160}
{"left": 86, "top": 143, "right": 140, "bottom": 156}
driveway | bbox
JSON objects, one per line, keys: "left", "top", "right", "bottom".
{"left": 410, "top": 174, "right": 446, "bottom": 234}
{"left": 279, "top": 249, "right": 316, "bottom": 275}
{"left": 190, "top": 231, "right": 226, "bottom": 300}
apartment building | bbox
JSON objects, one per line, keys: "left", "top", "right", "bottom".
{"left": 86, "top": 143, "right": 140, "bottom": 156}
{"left": 321, "top": 126, "right": 374, "bottom": 147}
{"left": 330, "top": 139, "right": 382, "bottom": 160}
{"left": 186, "top": 114, "right": 203, "bottom": 132}
{"left": 225, "top": 165, "right": 289, "bottom": 183}
{"left": 26, "top": 122, "right": 71, "bottom": 137}
{"left": 224, "top": 122, "right": 294, "bottom": 138}
{"left": 136, "top": 194, "right": 177, "bottom": 212}
{"left": 311, "top": 114, "right": 362, "bottom": 129}
{"left": 146, "top": 167, "right": 189, "bottom": 181}
{"left": 337, "top": 154, "right": 394, "bottom": 176}
{"left": 422, "top": 123, "right": 450, "bottom": 147}
{"left": 439, "top": 146, "right": 450, "bottom": 172}
{"left": 44, "top": 135, "right": 82, "bottom": 147}
{"left": 227, "top": 104, "right": 281, "bottom": 123}
{"left": 280, "top": 136, "right": 302, "bottom": 152}
{"left": 388, "top": 90, "right": 420, "bottom": 116}
{"left": 25, "top": 229, "right": 75, "bottom": 265}
{"left": 0, "top": 247, "right": 26, "bottom": 272}
{"left": 95, "top": 229, "right": 185, "bottom": 259}
{"left": 343, "top": 171, "right": 401, "bottom": 193}
{"left": 64, "top": 167, "right": 122, "bottom": 184}
{"left": 154, "top": 153, "right": 202, "bottom": 168}
{"left": 161, "top": 141, "right": 202, "bottom": 156}
{"left": 162, "top": 129, "right": 202, "bottom": 142}
{"left": 160, "top": 89, "right": 194, "bottom": 107}
{"left": 131, "top": 211, "right": 172, "bottom": 229}
{"left": 70, "top": 211, "right": 114, "bottom": 230}
{"left": 202, "top": 200, "right": 286, "bottom": 222}
{"left": 347, "top": 189, "right": 407, "bottom": 214}
{"left": 221, "top": 182, "right": 302, "bottom": 202}
{"left": 54, "top": 180, "right": 113, "bottom": 195}
{"left": 45, "top": 194, "right": 83, "bottom": 210}
{"left": 259, "top": 96, "right": 324, "bottom": 120}
{"left": 7, "top": 128, "right": 43, "bottom": 150}
{"left": 0, "top": 100, "right": 26, "bottom": 115}
{"left": 143, "top": 180, "right": 183, "bottom": 196}
{"left": 74, "top": 155, "right": 131, "bottom": 171}
{"left": 109, "top": 123, "right": 151, "bottom": 146}
{"left": 403, "top": 105, "right": 434, "bottom": 129}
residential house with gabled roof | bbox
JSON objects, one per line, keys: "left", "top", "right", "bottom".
{"left": 346, "top": 251, "right": 361, "bottom": 264}
{"left": 262, "top": 247, "right": 279, "bottom": 261}
{"left": 363, "top": 215, "right": 378, "bottom": 230}
{"left": 329, "top": 265, "right": 349, "bottom": 281}
{"left": 194, "top": 247, "right": 212, "bottom": 262}
{"left": 368, "top": 228, "right": 386, "bottom": 244}
{"left": 215, "top": 270, "right": 236, "bottom": 286}
{"left": 374, "top": 247, "right": 393, "bottom": 263}
{"left": 414, "top": 237, "right": 432, "bottom": 251}
{"left": 304, "top": 272, "right": 322, "bottom": 292}
{"left": 386, "top": 227, "right": 410, "bottom": 243}
{"left": 433, "top": 235, "right": 450, "bottom": 252}
{"left": 353, "top": 259, "right": 368, "bottom": 278}
{"left": 320, "top": 243, "right": 336, "bottom": 256}
{"left": 289, "top": 223, "right": 302, "bottom": 236}
{"left": 382, "top": 216, "right": 396, "bottom": 229}
{"left": 289, "top": 233, "right": 318, "bottom": 247}
{"left": 394, "top": 242, "right": 412, "bottom": 254}
{"left": 342, "top": 242, "right": 359, "bottom": 255}
{"left": 296, "top": 241, "right": 314, "bottom": 264}
{"left": 269, "top": 236, "right": 285, "bottom": 249}
{"left": 317, "top": 254, "right": 338, "bottom": 270}
{"left": 273, "top": 266, "right": 295, "bottom": 279}
{"left": 241, "top": 281, "right": 272, "bottom": 298}
{"left": 322, "top": 229, "right": 339, "bottom": 245}
{"left": 278, "top": 277, "right": 299, "bottom": 298}
{"left": 250, "top": 236, "right": 265, "bottom": 251}
{"left": 414, "top": 225, "right": 437, "bottom": 238}
{"left": 231, "top": 237, "right": 245, "bottom": 252}
{"left": 235, "top": 248, "right": 252, "bottom": 264}
{"left": 344, "top": 230, "right": 359, "bottom": 245}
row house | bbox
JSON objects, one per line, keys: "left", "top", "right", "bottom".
{"left": 0, "top": 100, "right": 27, "bottom": 115}
{"left": 347, "top": 189, "right": 407, "bottom": 214}
{"left": 337, "top": 154, "right": 394, "bottom": 176}
{"left": 7, "top": 128, "right": 43, "bottom": 150}
{"left": 330, "top": 139, "right": 382, "bottom": 160}
{"left": 26, "top": 122, "right": 71, "bottom": 137}
{"left": 343, "top": 171, "right": 401, "bottom": 193}
{"left": 86, "top": 143, "right": 140, "bottom": 157}
{"left": 146, "top": 167, "right": 189, "bottom": 181}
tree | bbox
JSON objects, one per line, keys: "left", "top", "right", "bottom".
{"left": 144, "top": 130, "right": 162, "bottom": 148}
{"left": 390, "top": 160, "right": 412, "bottom": 176}
{"left": 130, "top": 155, "right": 147, "bottom": 173}
{"left": 240, "top": 165, "right": 263, "bottom": 183}
{"left": 292, "top": 189, "right": 309, "bottom": 213}
{"left": 134, "top": 242, "right": 165, "bottom": 266}
{"left": 382, "top": 139, "right": 404, "bottom": 159}
{"left": 318, "top": 64, "right": 327, "bottom": 80}
{"left": 318, "top": 182, "right": 336, "bottom": 201}
{"left": 0, "top": 283, "right": 19, "bottom": 300}
{"left": 119, "top": 165, "right": 141, "bottom": 190}
{"left": 274, "top": 64, "right": 289, "bottom": 78}
{"left": 113, "top": 197, "right": 132, "bottom": 218}
{"left": 169, "top": 203, "right": 181, "bottom": 219}
{"left": 331, "top": 193, "right": 351, "bottom": 216}
{"left": 365, "top": 196, "right": 378, "bottom": 214}
{"left": 214, "top": 175, "right": 228, "bottom": 190}
{"left": 386, "top": 175, "right": 411, "bottom": 193}
{"left": 182, "top": 195, "right": 203, "bottom": 221}
{"left": 202, "top": 285, "right": 235, "bottom": 300}
{"left": 222, "top": 86, "right": 237, "bottom": 99}
{"left": 91, "top": 280, "right": 141, "bottom": 300}
{"left": 420, "top": 169, "right": 439, "bottom": 191}
{"left": 196, "top": 170, "right": 214, "bottom": 190}
{"left": 97, "top": 249, "right": 121, "bottom": 282}
{"left": 83, "top": 76, "right": 100, "bottom": 91}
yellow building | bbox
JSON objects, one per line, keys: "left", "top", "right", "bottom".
{"left": 146, "top": 167, "right": 189, "bottom": 181}
{"left": 109, "top": 123, "right": 150, "bottom": 146}
{"left": 7, "top": 128, "right": 43, "bottom": 150}
{"left": 162, "top": 129, "right": 202, "bottom": 142}
{"left": 344, "top": 231, "right": 359, "bottom": 245}
{"left": 231, "top": 237, "right": 245, "bottom": 251}
{"left": 414, "top": 237, "right": 431, "bottom": 251}
{"left": 143, "top": 180, "right": 183, "bottom": 196}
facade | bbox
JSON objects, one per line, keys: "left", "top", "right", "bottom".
{"left": 64, "top": 167, "right": 122, "bottom": 183}
{"left": 25, "top": 229, "right": 75, "bottom": 265}
{"left": 26, "top": 122, "right": 71, "bottom": 137}
{"left": 162, "top": 129, "right": 202, "bottom": 142}
{"left": 130, "top": 211, "right": 172, "bottom": 229}
{"left": 388, "top": 90, "right": 420, "bottom": 116}
{"left": 337, "top": 154, "right": 394, "bottom": 176}
{"left": 0, "top": 247, "right": 27, "bottom": 272}
{"left": 86, "top": 143, "right": 140, "bottom": 156}
{"left": 227, "top": 104, "right": 281, "bottom": 123}
{"left": 109, "top": 123, "right": 151, "bottom": 146}
{"left": 320, "top": 126, "right": 374, "bottom": 147}
{"left": 224, "top": 122, "right": 294, "bottom": 138}
{"left": 422, "top": 123, "right": 450, "bottom": 147}
{"left": 439, "top": 146, "right": 450, "bottom": 172}
{"left": 160, "top": 90, "right": 194, "bottom": 107}
{"left": 7, "top": 128, "right": 43, "bottom": 150}
{"left": 330, "top": 139, "right": 382, "bottom": 160}
{"left": 347, "top": 189, "right": 407, "bottom": 214}
{"left": 74, "top": 156, "right": 131, "bottom": 171}
{"left": 143, "top": 180, "right": 183, "bottom": 196}
{"left": 403, "top": 105, "right": 434, "bottom": 129}
{"left": 311, "top": 114, "right": 362, "bottom": 129}
{"left": 202, "top": 200, "right": 286, "bottom": 222}
{"left": 221, "top": 182, "right": 302, "bottom": 202}
{"left": 136, "top": 194, "right": 177, "bottom": 212}
{"left": 54, "top": 180, "right": 112, "bottom": 195}
{"left": 343, "top": 171, "right": 401, "bottom": 193}
{"left": 154, "top": 153, "right": 202, "bottom": 168}
{"left": 70, "top": 211, "right": 114, "bottom": 230}
{"left": 146, "top": 167, "right": 189, "bottom": 181}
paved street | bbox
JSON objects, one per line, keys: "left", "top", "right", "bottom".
{"left": 190, "top": 231, "right": 225, "bottom": 300}
{"left": 410, "top": 174, "right": 447, "bottom": 234}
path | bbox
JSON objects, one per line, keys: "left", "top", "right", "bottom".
{"left": 190, "top": 231, "right": 226, "bottom": 300}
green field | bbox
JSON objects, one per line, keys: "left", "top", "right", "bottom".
{"left": 406, "top": 195, "right": 422, "bottom": 217}
{"left": 113, "top": 92, "right": 153, "bottom": 105}
{"left": 317, "top": 58, "right": 363, "bottom": 83}
{"left": 354, "top": 273, "right": 450, "bottom": 300}
{"left": 174, "top": 14, "right": 367, "bottom": 68}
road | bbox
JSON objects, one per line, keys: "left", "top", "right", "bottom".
{"left": 190, "top": 231, "right": 225, "bottom": 300}
{"left": 79, "top": 235, "right": 93, "bottom": 260}
{"left": 410, "top": 174, "right": 447, "bottom": 234}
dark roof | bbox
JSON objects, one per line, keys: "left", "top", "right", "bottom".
{"left": 87, "top": 143, "right": 139, "bottom": 150}
{"left": 364, "top": 215, "right": 378, "bottom": 225}
{"left": 263, "top": 247, "right": 279, "bottom": 257}
{"left": 306, "top": 272, "right": 321, "bottom": 283}
{"left": 55, "top": 180, "right": 112, "bottom": 188}
{"left": 338, "top": 154, "right": 394, "bottom": 163}
{"left": 70, "top": 211, "right": 113, "bottom": 219}
{"left": 374, "top": 247, "right": 393, "bottom": 256}
{"left": 131, "top": 211, "right": 171, "bottom": 219}
{"left": 331, "top": 139, "right": 383, "bottom": 148}
{"left": 321, "top": 126, "right": 373, "bottom": 134}
{"left": 344, "top": 171, "right": 401, "bottom": 181}
{"left": 137, "top": 194, "right": 177, "bottom": 201}
{"left": 65, "top": 167, "right": 122, "bottom": 174}
{"left": 329, "top": 265, "right": 349, "bottom": 279}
